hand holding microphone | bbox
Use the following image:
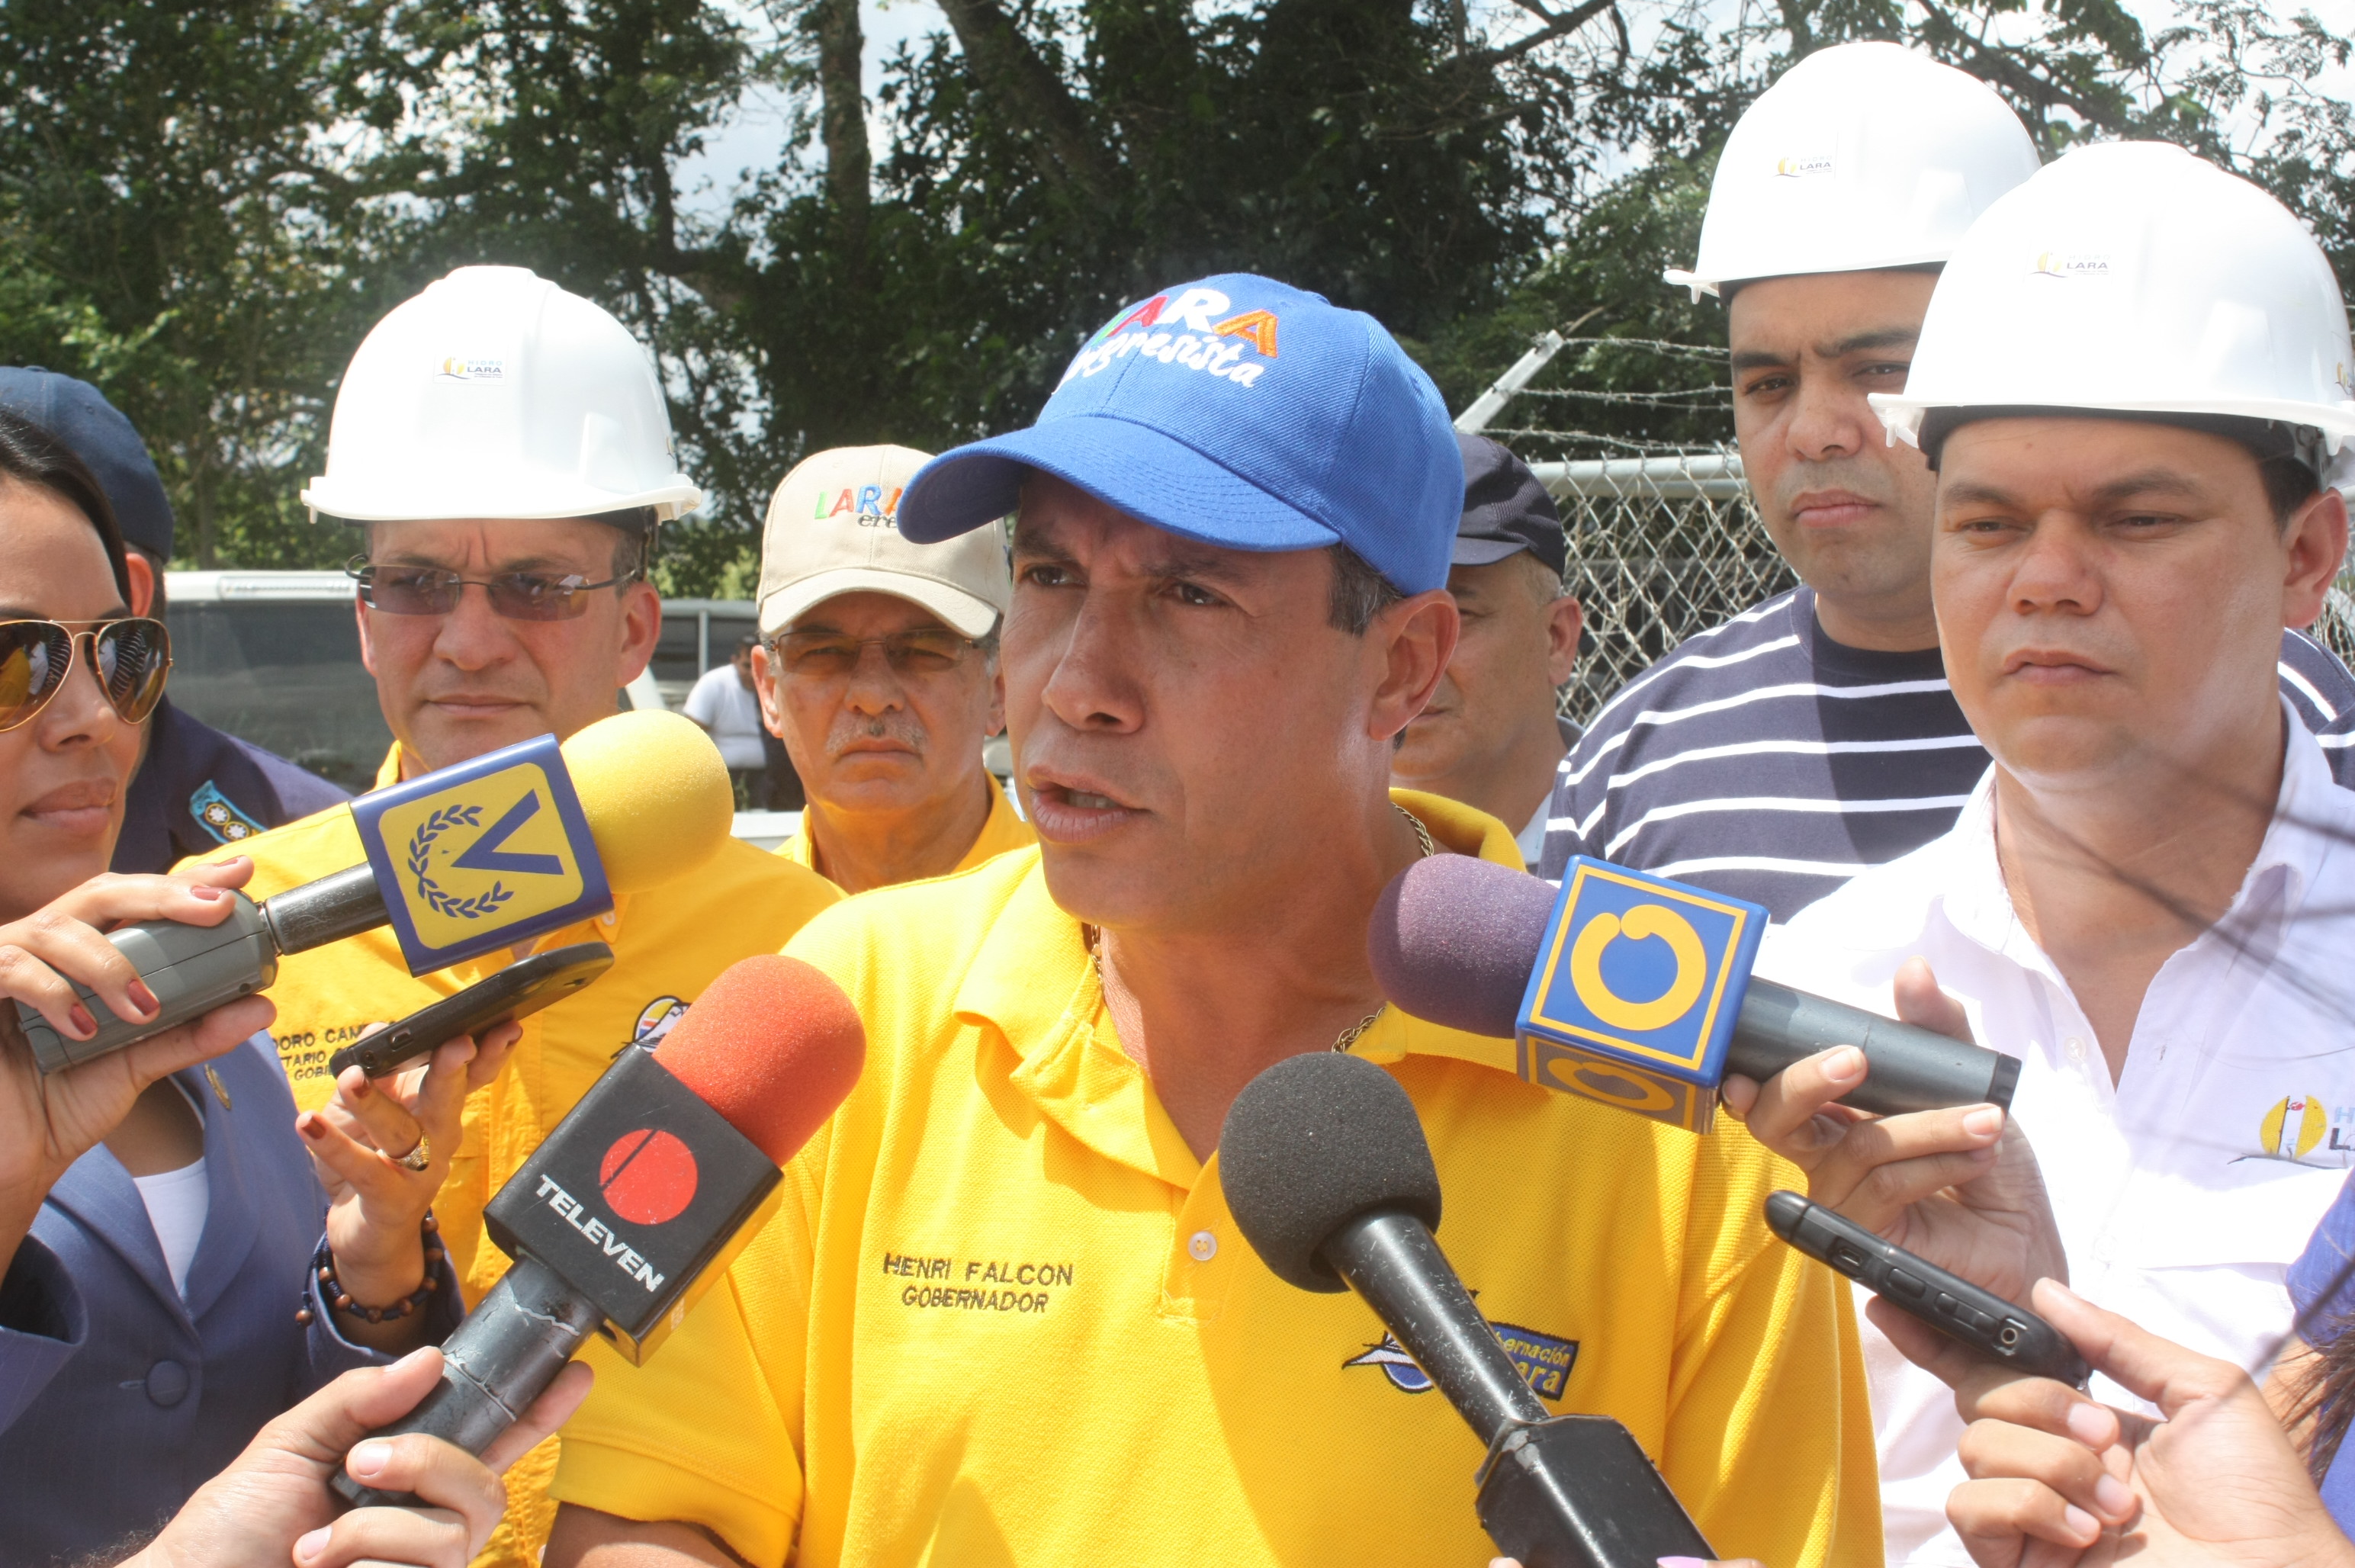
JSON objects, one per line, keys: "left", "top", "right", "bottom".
{"left": 1220, "top": 1052, "right": 1713, "bottom": 1568}
{"left": 14, "top": 708, "right": 734, "bottom": 1074}
{"left": 330, "top": 952, "right": 865, "bottom": 1509}
{"left": 0, "top": 863, "right": 277, "bottom": 1269}
{"left": 1370, "top": 855, "right": 2017, "bottom": 1131}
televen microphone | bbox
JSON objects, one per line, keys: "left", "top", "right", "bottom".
{"left": 18, "top": 708, "right": 736, "bottom": 1073}
{"left": 331, "top": 952, "right": 866, "bottom": 1509}
{"left": 1219, "top": 1052, "right": 1713, "bottom": 1568}
{"left": 1370, "top": 854, "right": 2017, "bottom": 1132}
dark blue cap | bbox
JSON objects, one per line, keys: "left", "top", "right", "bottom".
{"left": 1454, "top": 433, "right": 1565, "bottom": 576}
{"left": 898, "top": 274, "right": 1462, "bottom": 595}
{"left": 0, "top": 370, "right": 175, "bottom": 559}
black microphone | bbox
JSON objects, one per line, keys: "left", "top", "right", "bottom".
{"left": 330, "top": 954, "right": 865, "bottom": 1509}
{"left": 1219, "top": 1052, "right": 1714, "bottom": 1568}
{"left": 1370, "top": 854, "right": 2016, "bottom": 1130}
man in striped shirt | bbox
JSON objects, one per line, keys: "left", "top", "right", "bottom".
{"left": 1538, "top": 44, "right": 2355, "bottom": 917}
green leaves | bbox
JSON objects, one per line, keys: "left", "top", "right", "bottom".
{"left": 2, "top": 0, "right": 2347, "bottom": 590}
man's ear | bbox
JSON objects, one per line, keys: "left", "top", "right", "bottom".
{"left": 1545, "top": 595, "right": 1583, "bottom": 689}
{"left": 751, "top": 644, "right": 785, "bottom": 735}
{"left": 1370, "top": 589, "right": 1459, "bottom": 743}
{"left": 2283, "top": 484, "right": 2349, "bottom": 631}
{"left": 615, "top": 579, "right": 663, "bottom": 685}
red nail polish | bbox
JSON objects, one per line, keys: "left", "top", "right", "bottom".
{"left": 68, "top": 1004, "right": 96, "bottom": 1039}
{"left": 299, "top": 1114, "right": 323, "bottom": 1139}
{"left": 188, "top": 885, "right": 223, "bottom": 901}
{"left": 127, "top": 981, "right": 159, "bottom": 1017}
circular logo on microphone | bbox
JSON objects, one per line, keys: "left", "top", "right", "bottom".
{"left": 599, "top": 1129, "right": 699, "bottom": 1226}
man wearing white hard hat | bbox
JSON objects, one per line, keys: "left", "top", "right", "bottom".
{"left": 750, "top": 444, "right": 1032, "bottom": 892}
{"left": 1538, "top": 43, "right": 2355, "bottom": 919}
{"left": 1740, "top": 143, "right": 2355, "bottom": 1567}
{"left": 189, "top": 265, "right": 840, "bottom": 1568}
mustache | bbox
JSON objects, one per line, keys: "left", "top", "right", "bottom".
{"left": 1773, "top": 457, "right": 1896, "bottom": 510}
{"left": 824, "top": 711, "right": 929, "bottom": 758}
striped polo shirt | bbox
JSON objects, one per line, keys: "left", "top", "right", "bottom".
{"left": 1537, "top": 586, "right": 2355, "bottom": 920}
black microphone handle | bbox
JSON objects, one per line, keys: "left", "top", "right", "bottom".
{"left": 1325, "top": 1209, "right": 1545, "bottom": 1444}
{"left": 1731, "top": 979, "right": 2020, "bottom": 1116}
{"left": 261, "top": 863, "right": 388, "bottom": 955}
{"left": 1322, "top": 1210, "right": 1713, "bottom": 1568}
{"left": 330, "top": 1252, "right": 604, "bottom": 1510}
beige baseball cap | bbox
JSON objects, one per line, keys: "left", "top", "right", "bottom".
{"left": 756, "top": 444, "right": 1010, "bottom": 638}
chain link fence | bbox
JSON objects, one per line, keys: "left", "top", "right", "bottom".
{"left": 1525, "top": 448, "right": 2355, "bottom": 730}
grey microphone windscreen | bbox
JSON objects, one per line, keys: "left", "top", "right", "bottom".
{"left": 1217, "top": 1053, "right": 1443, "bottom": 1293}
{"left": 1367, "top": 855, "right": 1554, "bottom": 1039}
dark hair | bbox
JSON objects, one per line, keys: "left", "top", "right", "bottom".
{"left": 0, "top": 409, "right": 132, "bottom": 603}
{"left": 595, "top": 508, "right": 660, "bottom": 583}
{"left": 2261, "top": 455, "right": 2322, "bottom": 526}
{"left": 2297, "top": 1329, "right": 2355, "bottom": 1484}
{"left": 1920, "top": 406, "right": 2329, "bottom": 526}
{"left": 1328, "top": 544, "right": 1406, "bottom": 635}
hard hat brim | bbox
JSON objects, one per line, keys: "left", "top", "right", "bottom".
{"left": 757, "top": 566, "right": 1003, "bottom": 641}
{"left": 300, "top": 476, "right": 703, "bottom": 525}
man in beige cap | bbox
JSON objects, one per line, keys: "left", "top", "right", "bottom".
{"left": 753, "top": 444, "right": 1033, "bottom": 892}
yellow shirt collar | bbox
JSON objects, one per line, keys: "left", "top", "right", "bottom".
{"left": 948, "top": 788, "right": 1526, "bottom": 1186}
{"left": 784, "top": 776, "right": 1036, "bottom": 882}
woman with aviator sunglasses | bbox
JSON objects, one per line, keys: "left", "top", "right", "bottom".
{"left": 0, "top": 412, "right": 502, "bottom": 1566}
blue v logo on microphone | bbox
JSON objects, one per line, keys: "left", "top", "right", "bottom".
{"left": 351, "top": 732, "right": 613, "bottom": 972}
{"left": 1521, "top": 860, "right": 1766, "bottom": 1132}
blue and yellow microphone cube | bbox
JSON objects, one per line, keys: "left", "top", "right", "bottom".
{"left": 1518, "top": 859, "right": 1768, "bottom": 1132}
{"left": 351, "top": 733, "right": 612, "bottom": 972}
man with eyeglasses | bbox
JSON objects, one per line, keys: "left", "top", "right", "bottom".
{"left": 191, "top": 266, "right": 840, "bottom": 1568}
{"left": 750, "top": 445, "right": 1033, "bottom": 892}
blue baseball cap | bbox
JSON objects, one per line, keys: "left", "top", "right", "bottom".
{"left": 898, "top": 274, "right": 1463, "bottom": 596}
{"left": 0, "top": 369, "right": 175, "bottom": 559}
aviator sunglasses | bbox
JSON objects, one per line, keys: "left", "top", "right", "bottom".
{"left": 347, "top": 557, "right": 627, "bottom": 622}
{"left": 0, "top": 617, "right": 172, "bottom": 732}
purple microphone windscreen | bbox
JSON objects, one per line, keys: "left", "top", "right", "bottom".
{"left": 1367, "top": 856, "right": 1557, "bottom": 1039}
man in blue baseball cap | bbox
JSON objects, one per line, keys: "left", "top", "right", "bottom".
{"left": 0, "top": 370, "right": 347, "bottom": 869}
{"left": 545, "top": 276, "right": 1877, "bottom": 1568}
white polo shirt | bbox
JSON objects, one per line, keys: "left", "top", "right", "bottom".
{"left": 1756, "top": 706, "right": 2355, "bottom": 1567}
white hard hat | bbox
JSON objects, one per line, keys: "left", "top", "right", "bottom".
{"left": 755, "top": 445, "right": 1010, "bottom": 639}
{"left": 1666, "top": 43, "right": 2041, "bottom": 300}
{"left": 1871, "top": 142, "right": 2355, "bottom": 476}
{"left": 302, "top": 265, "right": 702, "bottom": 524}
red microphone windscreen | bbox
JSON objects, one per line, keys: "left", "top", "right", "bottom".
{"left": 653, "top": 955, "right": 866, "bottom": 1166}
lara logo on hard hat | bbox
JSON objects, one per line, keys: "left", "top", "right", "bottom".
{"left": 2031, "top": 251, "right": 2112, "bottom": 280}
{"left": 1772, "top": 152, "right": 1833, "bottom": 178}
{"left": 435, "top": 355, "right": 506, "bottom": 381}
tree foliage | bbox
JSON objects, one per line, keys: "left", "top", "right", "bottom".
{"left": 0, "top": 0, "right": 2347, "bottom": 584}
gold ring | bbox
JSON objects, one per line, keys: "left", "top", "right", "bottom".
{"left": 394, "top": 1134, "right": 432, "bottom": 1173}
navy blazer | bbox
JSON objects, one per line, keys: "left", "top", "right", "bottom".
{"left": 111, "top": 696, "right": 351, "bottom": 876}
{"left": 0, "top": 1035, "right": 460, "bottom": 1566}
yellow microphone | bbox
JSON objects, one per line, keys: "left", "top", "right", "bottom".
{"left": 19, "top": 709, "right": 735, "bottom": 1072}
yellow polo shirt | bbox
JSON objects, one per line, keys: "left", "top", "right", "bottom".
{"left": 552, "top": 791, "right": 1879, "bottom": 1568}
{"left": 188, "top": 743, "right": 841, "bottom": 1568}
{"left": 776, "top": 774, "right": 1035, "bottom": 884}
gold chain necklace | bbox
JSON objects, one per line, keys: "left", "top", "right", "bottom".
{"left": 1084, "top": 805, "right": 1437, "bottom": 1056}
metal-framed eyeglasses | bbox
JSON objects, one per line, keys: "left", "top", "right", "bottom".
{"left": 766, "top": 627, "right": 983, "bottom": 680}
{"left": 347, "top": 557, "right": 627, "bottom": 622}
